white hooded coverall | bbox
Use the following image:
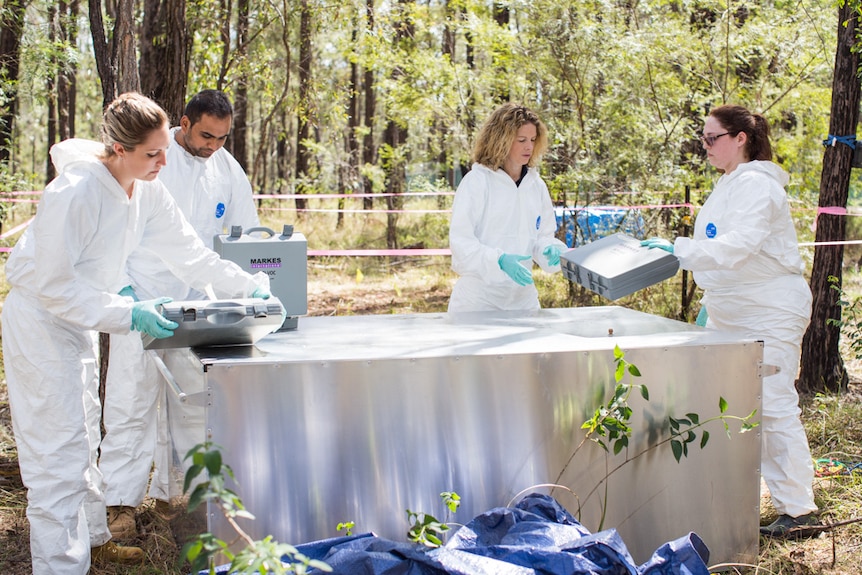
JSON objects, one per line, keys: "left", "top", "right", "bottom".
{"left": 673, "top": 160, "right": 816, "bottom": 518}
{"left": 448, "top": 163, "right": 566, "bottom": 312}
{"left": 100, "top": 126, "right": 260, "bottom": 508}
{"left": 1, "top": 139, "right": 268, "bottom": 574}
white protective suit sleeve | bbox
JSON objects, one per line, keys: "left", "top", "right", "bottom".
{"left": 125, "top": 127, "right": 261, "bottom": 300}
{"left": 450, "top": 164, "right": 565, "bottom": 282}
{"left": 5, "top": 140, "right": 137, "bottom": 333}
{"left": 135, "top": 183, "right": 268, "bottom": 298}
{"left": 531, "top": 176, "right": 566, "bottom": 274}
{"left": 673, "top": 161, "right": 802, "bottom": 285}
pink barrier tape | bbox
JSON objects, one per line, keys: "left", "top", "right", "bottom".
{"left": 0, "top": 217, "right": 33, "bottom": 239}
{"left": 308, "top": 248, "right": 451, "bottom": 257}
{"left": 263, "top": 207, "right": 450, "bottom": 214}
{"left": 558, "top": 203, "right": 696, "bottom": 214}
{"left": 0, "top": 190, "right": 42, "bottom": 195}
{"left": 254, "top": 191, "right": 455, "bottom": 199}
{"left": 0, "top": 198, "right": 40, "bottom": 203}
{"left": 818, "top": 206, "right": 849, "bottom": 216}
{"left": 799, "top": 240, "right": 862, "bottom": 247}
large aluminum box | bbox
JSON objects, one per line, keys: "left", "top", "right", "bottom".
{"left": 161, "top": 307, "right": 763, "bottom": 565}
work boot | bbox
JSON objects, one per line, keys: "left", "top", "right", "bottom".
{"left": 759, "top": 512, "right": 821, "bottom": 539}
{"left": 153, "top": 498, "right": 178, "bottom": 521}
{"left": 107, "top": 505, "right": 137, "bottom": 540}
{"left": 91, "top": 541, "right": 145, "bottom": 565}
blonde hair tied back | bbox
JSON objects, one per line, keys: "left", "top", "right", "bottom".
{"left": 100, "top": 92, "right": 169, "bottom": 158}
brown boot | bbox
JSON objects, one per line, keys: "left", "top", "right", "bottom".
{"left": 107, "top": 505, "right": 137, "bottom": 540}
{"left": 91, "top": 540, "right": 145, "bottom": 565}
{"left": 153, "top": 498, "right": 179, "bottom": 521}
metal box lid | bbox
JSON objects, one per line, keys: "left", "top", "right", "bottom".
{"left": 561, "top": 233, "right": 679, "bottom": 300}
{"left": 141, "top": 297, "right": 284, "bottom": 350}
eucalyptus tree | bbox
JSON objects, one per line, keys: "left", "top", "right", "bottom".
{"left": 800, "top": 0, "right": 862, "bottom": 394}
{"left": 139, "top": 0, "right": 190, "bottom": 123}
{"left": 0, "top": 0, "right": 28, "bottom": 165}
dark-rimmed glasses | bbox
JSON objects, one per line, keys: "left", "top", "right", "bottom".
{"left": 700, "top": 132, "right": 730, "bottom": 147}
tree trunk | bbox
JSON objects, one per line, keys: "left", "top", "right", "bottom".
{"left": 798, "top": 2, "right": 861, "bottom": 394}
{"left": 361, "top": 0, "right": 376, "bottom": 210}
{"left": 58, "top": 0, "right": 78, "bottom": 140}
{"left": 140, "top": 0, "right": 188, "bottom": 122}
{"left": 343, "top": 17, "right": 360, "bottom": 230}
{"left": 139, "top": 0, "right": 163, "bottom": 101}
{"left": 89, "top": 0, "right": 116, "bottom": 108}
{"left": 46, "top": 3, "right": 58, "bottom": 183}
{"left": 114, "top": 0, "right": 140, "bottom": 94}
{"left": 0, "top": 0, "right": 27, "bottom": 164}
{"left": 382, "top": 0, "right": 413, "bottom": 249}
{"left": 231, "top": 0, "right": 250, "bottom": 170}
{"left": 294, "top": 0, "right": 313, "bottom": 213}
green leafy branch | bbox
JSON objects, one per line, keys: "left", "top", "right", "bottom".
{"left": 553, "top": 345, "right": 759, "bottom": 528}
{"left": 826, "top": 275, "right": 862, "bottom": 360}
{"left": 405, "top": 491, "right": 461, "bottom": 548}
{"left": 181, "top": 442, "right": 332, "bottom": 575}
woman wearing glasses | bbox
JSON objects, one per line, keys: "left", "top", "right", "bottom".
{"left": 448, "top": 102, "right": 566, "bottom": 312}
{"left": 642, "top": 104, "right": 817, "bottom": 538}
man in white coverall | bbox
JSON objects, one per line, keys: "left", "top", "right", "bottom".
{"left": 643, "top": 104, "right": 817, "bottom": 538}
{"left": 448, "top": 103, "right": 566, "bottom": 312}
{"left": 99, "top": 90, "right": 261, "bottom": 540}
{"left": 1, "top": 92, "right": 272, "bottom": 574}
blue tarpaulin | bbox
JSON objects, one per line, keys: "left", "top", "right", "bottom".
{"left": 198, "top": 494, "right": 711, "bottom": 575}
{"left": 554, "top": 207, "right": 646, "bottom": 247}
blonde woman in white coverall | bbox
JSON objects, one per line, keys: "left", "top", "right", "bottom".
{"left": 1, "top": 93, "right": 272, "bottom": 574}
{"left": 449, "top": 103, "right": 566, "bottom": 312}
{"left": 99, "top": 90, "right": 260, "bottom": 540}
{"left": 642, "top": 104, "right": 817, "bottom": 538}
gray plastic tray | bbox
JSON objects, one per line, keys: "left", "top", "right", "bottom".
{"left": 141, "top": 297, "right": 284, "bottom": 350}
{"left": 561, "top": 233, "right": 679, "bottom": 300}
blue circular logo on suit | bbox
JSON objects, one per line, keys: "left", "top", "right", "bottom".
{"left": 215, "top": 202, "right": 226, "bottom": 218}
{"left": 536, "top": 216, "right": 541, "bottom": 230}
{"left": 705, "top": 222, "right": 717, "bottom": 238}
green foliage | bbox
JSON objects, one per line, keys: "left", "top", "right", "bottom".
{"left": 180, "top": 442, "right": 332, "bottom": 575}
{"left": 405, "top": 491, "right": 461, "bottom": 548}
{"left": 827, "top": 275, "right": 862, "bottom": 361}
{"left": 554, "top": 345, "right": 759, "bottom": 529}
{"left": 336, "top": 521, "right": 355, "bottom": 536}
{"left": 580, "top": 345, "right": 647, "bottom": 456}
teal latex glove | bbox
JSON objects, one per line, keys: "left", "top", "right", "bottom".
{"left": 696, "top": 306, "right": 708, "bottom": 327}
{"left": 131, "top": 297, "right": 178, "bottom": 339}
{"left": 251, "top": 286, "right": 271, "bottom": 299}
{"left": 543, "top": 245, "right": 562, "bottom": 267}
{"left": 119, "top": 285, "right": 139, "bottom": 302}
{"left": 640, "top": 237, "right": 674, "bottom": 253}
{"left": 498, "top": 253, "right": 534, "bottom": 286}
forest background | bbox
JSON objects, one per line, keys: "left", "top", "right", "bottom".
{"left": 0, "top": 0, "right": 860, "bottom": 392}
{"left": 0, "top": 1, "right": 861, "bottom": 573}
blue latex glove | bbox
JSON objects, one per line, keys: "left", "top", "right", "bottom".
{"left": 119, "top": 285, "right": 139, "bottom": 302}
{"left": 640, "top": 237, "right": 674, "bottom": 253}
{"left": 251, "top": 286, "right": 271, "bottom": 299}
{"left": 542, "top": 245, "right": 562, "bottom": 267}
{"left": 696, "top": 306, "right": 708, "bottom": 327}
{"left": 498, "top": 253, "right": 534, "bottom": 286}
{"left": 131, "top": 297, "right": 178, "bottom": 339}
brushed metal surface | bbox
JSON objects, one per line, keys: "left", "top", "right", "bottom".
{"left": 163, "top": 306, "right": 762, "bottom": 565}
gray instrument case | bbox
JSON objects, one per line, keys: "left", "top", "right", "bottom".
{"left": 213, "top": 225, "right": 307, "bottom": 330}
{"left": 561, "top": 233, "right": 679, "bottom": 300}
{"left": 141, "top": 297, "right": 284, "bottom": 350}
